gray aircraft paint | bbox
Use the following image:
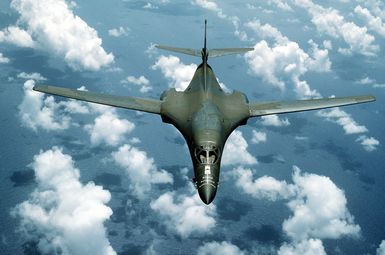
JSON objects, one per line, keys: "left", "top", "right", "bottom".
{"left": 33, "top": 21, "right": 375, "bottom": 204}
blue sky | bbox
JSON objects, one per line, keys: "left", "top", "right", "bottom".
{"left": 0, "top": 0, "right": 384, "bottom": 254}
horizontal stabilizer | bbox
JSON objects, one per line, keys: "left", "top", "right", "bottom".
{"left": 249, "top": 95, "right": 375, "bottom": 117}
{"left": 33, "top": 85, "right": 162, "bottom": 115}
{"left": 156, "top": 45, "right": 254, "bottom": 58}
{"left": 209, "top": 48, "right": 254, "bottom": 57}
{"left": 155, "top": 45, "right": 201, "bottom": 57}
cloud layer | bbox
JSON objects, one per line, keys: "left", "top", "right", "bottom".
{"left": 0, "top": 25, "right": 34, "bottom": 47}
{"left": 231, "top": 166, "right": 360, "bottom": 253}
{"left": 317, "top": 107, "right": 380, "bottom": 151}
{"left": 85, "top": 111, "right": 135, "bottom": 146}
{"left": 245, "top": 20, "right": 330, "bottom": 98}
{"left": 152, "top": 55, "right": 196, "bottom": 91}
{"left": 260, "top": 115, "right": 290, "bottom": 127}
{"left": 19, "top": 80, "right": 71, "bottom": 131}
{"left": 0, "top": 52, "right": 10, "bottom": 63}
{"left": 112, "top": 144, "right": 173, "bottom": 197}
{"left": 222, "top": 130, "right": 257, "bottom": 166}
{"left": 294, "top": 0, "right": 379, "bottom": 56}
{"left": 12, "top": 147, "right": 116, "bottom": 255}
{"left": 244, "top": 19, "right": 378, "bottom": 151}
{"left": 121, "top": 75, "right": 152, "bottom": 93}
{"left": 150, "top": 191, "right": 216, "bottom": 238}
{"left": 9, "top": 0, "right": 114, "bottom": 70}
{"left": 197, "top": 241, "right": 246, "bottom": 255}
{"left": 251, "top": 130, "right": 267, "bottom": 144}
{"left": 317, "top": 108, "right": 368, "bottom": 135}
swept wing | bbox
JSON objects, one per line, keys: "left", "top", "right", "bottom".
{"left": 248, "top": 95, "right": 375, "bottom": 117}
{"left": 33, "top": 85, "right": 162, "bottom": 114}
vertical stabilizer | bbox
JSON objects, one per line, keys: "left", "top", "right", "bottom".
{"left": 202, "top": 19, "right": 208, "bottom": 64}
{"left": 204, "top": 19, "right": 207, "bottom": 51}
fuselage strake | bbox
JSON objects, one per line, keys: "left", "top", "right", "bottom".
{"left": 160, "top": 62, "right": 249, "bottom": 204}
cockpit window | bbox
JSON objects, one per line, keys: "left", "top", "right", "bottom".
{"left": 208, "top": 151, "right": 216, "bottom": 164}
{"left": 198, "top": 150, "right": 208, "bottom": 164}
{"left": 195, "top": 145, "right": 220, "bottom": 164}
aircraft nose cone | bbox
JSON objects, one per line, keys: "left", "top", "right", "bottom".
{"left": 198, "top": 184, "right": 217, "bottom": 205}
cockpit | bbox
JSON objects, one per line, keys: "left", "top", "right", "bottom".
{"left": 194, "top": 144, "right": 220, "bottom": 164}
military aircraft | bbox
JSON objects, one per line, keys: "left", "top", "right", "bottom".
{"left": 33, "top": 20, "right": 375, "bottom": 204}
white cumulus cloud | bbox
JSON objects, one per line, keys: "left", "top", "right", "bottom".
{"left": 251, "top": 130, "right": 267, "bottom": 144}
{"left": 143, "top": 3, "right": 158, "bottom": 9}
{"left": 0, "top": 53, "right": 10, "bottom": 63}
{"left": 231, "top": 167, "right": 295, "bottom": 201}
{"left": 152, "top": 55, "right": 196, "bottom": 91}
{"left": 12, "top": 147, "right": 116, "bottom": 255}
{"left": 150, "top": 191, "right": 216, "bottom": 238}
{"left": 231, "top": 165, "right": 361, "bottom": 253}
{"left": 123, "top": 75, "right": 150, "bottom": 86}
{"left": 362, "top": 0, "right": 385, "bottom": 20}
{"left": 278, "top": 238, "right": 326, "bottom": 255}
{"left": 268, "top": 0, "right": 293, "bottom": 11}
{"left": 60, "top": 99, "right": 91, "bottom": 114}
{"left": 356, "top": 76, "right": 375, "bottom": 85}
{"left": 192, "top": 0, "right": 226, "bottom": 18}
{"left": 222, "top": 130, "right": 257, "bottom": 166}
{"left": 197, "top": 241, "right": 246, "bottom": 255}
{"left": 294, "top": 0, "right": 379, "bottom": 56}
{"left": 245, "top": 20, "right": 329, "bottom": 98}
{"left": 121, "top": 75, "right": 152, "bottom": 93}
{"left": 191, "top": 1, "right": 248, "bottom": 40}
{"left": 245, "top": 20, "right": 377, "bottom": 150}
{"left": 317, "top": 107, "right": 379, "bottom": 151}
{"left": 17, "top": 72, "right": 47, "bottom": 81}
{"left": 377, "top": 240, "right": 385, "bottom": 255}
{"left": 0, "top": 25, "right": 34, "bottom": 47}
{"left": 356, "top": 76, "right": 385, "bottom": 88}
{"left": 317, "top": 108, "right": 368, "bottom": 134}
{"left": 355, "top": 5, "right": 385, "bottom": 38}
{"left": 112, "top": 144, "right": 173, "bottom": 198}
{"left": 193, "top": 0, "right": 220, "bottom": 12}
{"left": 283, "top": 166, "right": 360, "bottom": 240}
{"left": 108, "top": 26, "right": 129, "bottom": 37}
{"left": 260, "top": 114, "right": 290, "bottom": 127}
{"left": 85, "top": 111, "right": 135, "bottom": 146}
{"left": 246, "top": 20, "right": 288, "bottom": 44}
{"left": 19, "top": 79, "right": 71, "bottom": 131}
{"left": 356, "top": 135, "right": 380, "bottom": 152}
{"left": 10, "top": 0, "right": 114, "bottom": 70}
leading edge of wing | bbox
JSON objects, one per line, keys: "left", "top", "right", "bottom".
{"left": 33, "top": 85, "right": 162, "bottom": 114}
{"left": 249, "top": 95, "right": 376, "bottom": 117}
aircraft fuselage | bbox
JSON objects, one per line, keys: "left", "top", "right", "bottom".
{"left": 160, "top": 63, "right": 249, "bottom": 204}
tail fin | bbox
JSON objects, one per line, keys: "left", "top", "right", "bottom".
{"left": 155, "top": 20, "right": 254, "bottom": 60}
{"left": 203, "top": 19, "right": 207, "bottom": 54}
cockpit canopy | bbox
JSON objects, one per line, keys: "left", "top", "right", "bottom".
{"left": 194, "top": 144, "right": 220, "bottom": 164}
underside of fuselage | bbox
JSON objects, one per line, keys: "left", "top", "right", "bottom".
{"left": 159, "top": 63, "right": 250, "bottom": 204}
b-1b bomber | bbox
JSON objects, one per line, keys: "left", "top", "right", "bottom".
{"left": 33, "top": 20, "right": 375, "bottom": 204}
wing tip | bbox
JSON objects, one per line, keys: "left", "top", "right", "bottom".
{"left": 32, "top": 85, "right": 52, "bottom": 93}
{"left": 357, "top": 95, "right": 376, "bottom": 102}
{"left": 32, "top": 84, "right": 46, "bottom": 92}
